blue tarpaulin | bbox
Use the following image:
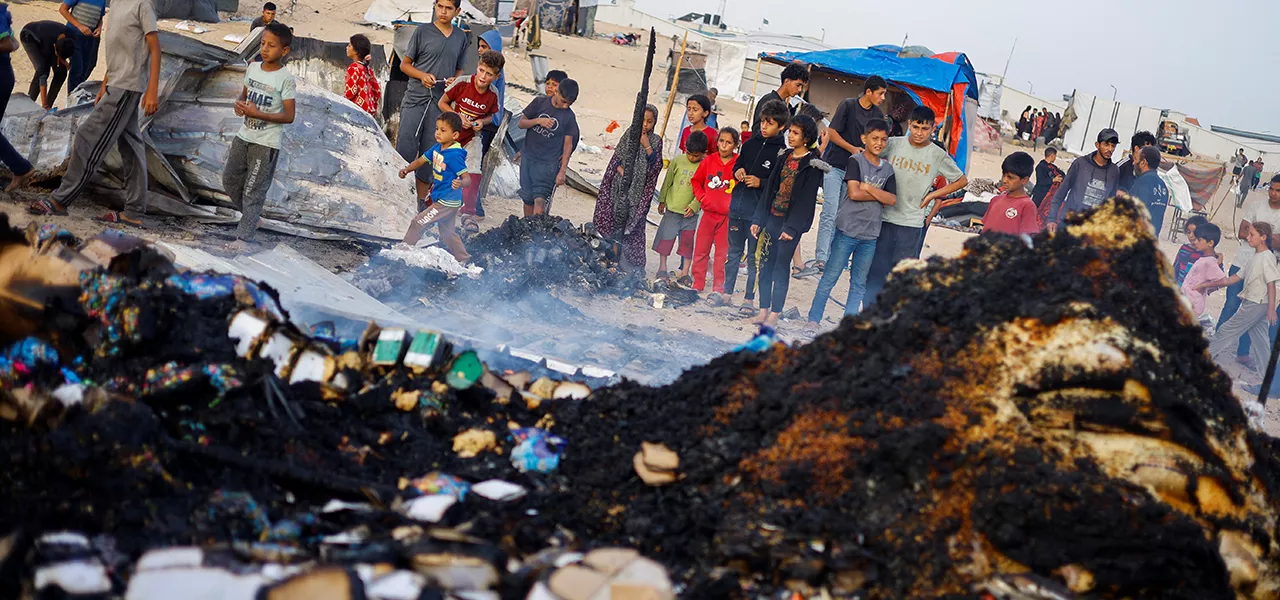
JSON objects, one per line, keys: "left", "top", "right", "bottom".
{"left": 766, "top": 47, "right": 979, "bottom": 101}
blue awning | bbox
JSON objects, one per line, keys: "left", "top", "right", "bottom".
{"left": 765, "top": 47, "right": 979, "bottom": 101}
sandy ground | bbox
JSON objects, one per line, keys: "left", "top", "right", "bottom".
{"left": 3, "top": 1, "right": 1278, "bottom": 430}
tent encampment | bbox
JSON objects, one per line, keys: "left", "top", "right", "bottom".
{"left": 156, "top": 0, "right": 220, "bottom": 22}
{"left": 763, "top": 46, "right": 980, "bottom": 172}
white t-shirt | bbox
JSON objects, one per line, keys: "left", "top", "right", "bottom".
{"left": 881, "top": 137, "right": 964, "bottom": 228}
{"left": 1230, "top": 198, "right": 1280, "bottom": 268}
{"left": 1239, "top": 247, "right": 1280, "bottom": 304}
{"left": 237, "top": 62, "right": 297, "bottom": 150}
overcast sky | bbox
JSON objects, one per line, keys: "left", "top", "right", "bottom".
{"left": 634, "top": 0, "right": 1278, "bottom": 133}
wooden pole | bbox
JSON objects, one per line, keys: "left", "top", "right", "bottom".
{"left": 659, "top": 31, "right": 688, "bottom": 140}
{"left": 747, "top": 56, "right": 763, "bottom": 121}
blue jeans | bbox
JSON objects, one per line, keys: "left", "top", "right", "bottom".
{"left": 808, "top": 232, "right": 876, "bottom": 323}
{"left": 814, "top": 166, "right": 846, "bottom": 264}
{"left": 66, "top": 28, "right": 99, "bottom": 99}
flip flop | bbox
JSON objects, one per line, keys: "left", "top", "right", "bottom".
{"left": 94, "top": 211, "right": 145, "bottom": 227}
{"left": 26, "top": 198, "right": 68, "bottom": 216}
{"left": 738, "top": 303, "right": 757, "bottom": 317}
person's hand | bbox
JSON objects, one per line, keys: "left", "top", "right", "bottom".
{"left": 76, "top": 24, "right": 93, "bottom": 36}
{"left": 919, "top": 191, "right": 937, "bottom": 209}
{"left": 749, "top": 224, "right": 760, "bottom": 238}
{"left": 939, "top": 197, "right": 962, "bottom": 209}
{"left": 853, "top": 146, "right": 865, "bottom": 155}
{"left": 1053, "top": 175, "right": 1063, "bottom": 183}
{"left": 452, "top": 175, "right": 465, "bottom": 189}
{"left": 683, "top": 206, "right": 694, "bottom": 217}
{"left": 537, "top": 117, "right": 555, "bottom": 129}
{"left": 746, "top": 175, "right": 761, "bottom": 188}
{"left": 779, "top": 232, "right": 793, "bottom": 241}
{"left": 459, "top": 114, "right": 473, "bottom": 129}
{"left": 734, "top": 168, "right": 746, "bottom": 181}
{"left": 94, "top": 85, "right": 106, "bottom": 106}
{"left": 398, "top": 167, "right": 411, "bottom": 179}
{"left": 1048, "top": 222, "right": 1058, "bottom": 234}
{"left": 1269, "top": 309, "right": 1277, "bottom": 326}
{"left": 443, "top": 76, "right": 457, "bottom": 87}
{"left": 56, "top": 56, "right": 68, "bottom": 69}
{"left": 640, "top": 135, "right": 652, "bottom": 150}
{"left": 420, "top": 73, "right": 437, "bottom": 87}
{"left": 142, "top": 89, "right": 159, "bottom": 116}
{"left": 616, "top": 165, "right": 624, "bottom": 176}
{"left": 556, "top": 171, "right": 566, "bottom": 186}
{"left": 657, "top": 203, "right": 665, "bottom": 215}
{"left": 234, "top": 100, "right": 257, "bottom": 118}
{"left": 92, "top": 26, "right": 101, "bottom": 38}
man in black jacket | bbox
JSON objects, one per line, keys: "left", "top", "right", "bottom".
{"left": 19, "top": 21, "right": 75, "bottom": 109}
{"left": 1115, "top": 130, "right": 1156, "bottom": 193}
{"left": 1031, "top": 146, "right": 1063, "bottom": 207}
{"left": 750, "top": 62, "right": 807, "bottom": 137}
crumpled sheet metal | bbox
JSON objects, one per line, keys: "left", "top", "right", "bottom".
{"left": 151, "top": 67, "right": 417, "bottom": 240}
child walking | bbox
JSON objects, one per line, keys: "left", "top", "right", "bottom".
{"left": 345, "top": 34, "right": 381, "bottom": 117}
{"left": 750, "top": 114, "right": 828, "bottom": 327}
{"left": 726, "top": 100, "right": 787, "bottom": 314}
{"left": 1201, "top": 221, "right": 1280, "bottom": 378}
{"left": 400, "top": 112, "right": 471, "bottom": 264}
{"left": 691, "top": 127, "right": 739, "bottom": 297}
{"left": 222, "top": 22, "right": 296, "bottom": 248}
{"left": 653, "top": 130, "right": 707, "bottom": 279}
{"left": 981, "top": 152, "right": 1040, "bottom": 236}
{"left": 1181, "top": 223, "right": 1224, "bottom": 324}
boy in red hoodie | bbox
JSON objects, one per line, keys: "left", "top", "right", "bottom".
{"left": 691, "top": 127, "right": 739, "bottom": 296}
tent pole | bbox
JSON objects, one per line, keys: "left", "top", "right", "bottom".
{"left": 747, "top": 55, "right": 763, "bottom": 122}
{"left": 659, "top": 31, "right": 689, "bottom": 141}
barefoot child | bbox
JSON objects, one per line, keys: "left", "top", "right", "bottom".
{"left": 344, "top": 34, "right": 380, "bottom": 116}
{"left": 400, "top": 112, "right": 470, "bottom": 263}
{"left": 224, "top": 22, "right": 296, "bottom": 247}
{"left": 653, "top": 130, "right": 707, "bottom": 279}
{"left": 691, "top": 127, "right": 739, "bottom": 297}
{"left": 750, "top": 114, "right": 828, "bottom": 327}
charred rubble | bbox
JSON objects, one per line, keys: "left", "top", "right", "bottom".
{"left": 0, "top": 198, "right": 1276, "bottom": 599}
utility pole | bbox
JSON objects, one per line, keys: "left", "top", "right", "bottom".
{"left": 1000, "top": 37, "right": 1017, "bottom": 83}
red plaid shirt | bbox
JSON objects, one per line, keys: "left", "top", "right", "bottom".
{"left": 345, "top": 62, "right": 381, "bottom": 116}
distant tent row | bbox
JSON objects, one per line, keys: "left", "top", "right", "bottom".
{"left": 155, "top": 0, "right": 237, "bottom": 22}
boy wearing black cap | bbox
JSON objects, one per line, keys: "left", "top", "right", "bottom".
{"left": 1047, "top": 128, "right": 1120, "bottom": 231}
{"left": 517, "top": 77, "right": 579, "bottom": 216}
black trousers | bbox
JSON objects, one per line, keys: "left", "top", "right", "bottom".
{"left": 723, "top": 217, "right": 757, "bottom": 299}
{"left": 757, "top": 233, "right": 800, "bottom": 314}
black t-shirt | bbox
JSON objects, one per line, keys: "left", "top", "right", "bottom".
{"left": 752, "top": 90, "right": 799, "bottom": 137}
{"left": 822, "top": 97, "right": 885, "bottom": 171}
{"left": 20, "top": 21, "right": 68, "bottom": 63}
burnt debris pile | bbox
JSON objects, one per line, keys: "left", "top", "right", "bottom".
{"left": 0, "top": 199, "right": 1277, "bottom": 599}
{"left": 355, "top": 215, "right": 650, "bottom": 307}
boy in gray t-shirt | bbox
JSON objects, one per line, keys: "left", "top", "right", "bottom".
{"left": 806, "top": 118, "right": 897, "bottom": 332}
{"left": 224, "top": 22, "right": 297, "bottom": 248}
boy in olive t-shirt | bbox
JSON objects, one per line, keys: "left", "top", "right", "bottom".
{"left": 224, "top": 22, "right": 297, "bottom": 248}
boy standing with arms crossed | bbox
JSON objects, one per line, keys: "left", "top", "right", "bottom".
{"left": 864, "top": 106, "right": 966, "bottom": 307}
{"left": 518, "top": 78, "right": 579, "bottom": 216}
{"left": 224, "top": 22, "right": 296, "bottom": 249}
{"left": 29, "top": 0, "right": 161, "bottom": 224}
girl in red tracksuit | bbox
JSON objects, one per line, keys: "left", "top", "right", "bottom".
{"left": 691, "top": 127, "right": 739, "bottom": 296}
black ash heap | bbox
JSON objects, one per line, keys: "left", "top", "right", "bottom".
{"left": 0, "top": 198, "right": 1278, "bottom": 600}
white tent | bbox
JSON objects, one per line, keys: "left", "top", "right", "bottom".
{"left": 364, "top": 0, "right": 493, "bottom": 27}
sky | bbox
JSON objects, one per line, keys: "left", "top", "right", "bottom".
{"left": 633, "top": 0, "right": 1279, "bottom": 134}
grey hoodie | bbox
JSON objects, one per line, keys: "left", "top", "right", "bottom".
{"left": 1049, "top": 151, "right": 1119, "bottom": 224}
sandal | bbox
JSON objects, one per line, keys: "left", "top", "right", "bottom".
{"left": 738, "top": 303, "right": 757, "bottom": 318}
{"left": 94, "top": 211, "right": 145, "bottom": 227}
{"left": 27, "top": 198, "right": 68, "bottom": 216}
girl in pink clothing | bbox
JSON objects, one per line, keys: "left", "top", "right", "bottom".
{"left": 1181, "top": 224, "right": 1223, "bottom": 317}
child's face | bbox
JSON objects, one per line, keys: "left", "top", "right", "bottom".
{"left": 434, "top": 0, "right": 459, "bottom": 24}
{"left": 862, "top": 129, "right": 888, "bottom": 156}
{"left": 1247, "top": 226, "right": 1265, "bottom": 248}
{"left": 760, "top": 118, "right": 784, "bottom": 139}
{"left": 1186, "top": 224, "right": 1197, "bottom": 240}
{"left": 686, "top": 100, "right": 706, "bottom": 124}
{"left": 477, "top": 38, "right": 490, "bottom": 55}
{"left": 475, "top": 64, "right": 498, "bottom": 88}
{"left": 1193, "top": 236, "right": 1215, "bottom": 253}
{"left": 545, "top": 79, "right": 560, "bottom": 98}
{"left": 262, "top": 8, "right": 275, "bottom": 23}
{"left": 1045, "top": 152, "right": 1057, "bottom": 164}
{"left": 741, "top": 122, "right": 749, "bottom": 132}
{"left": 687, "top": 151, "right": 705, "bottom": 163}
{"left": 435, "top": 120, "right": 459, "bottom": 145}
{"left": 642, "top": 110, "right": 656, "bottom": 134}
{"left": 1001, "top": 172, "right": 1029, "bottom": 192}
{"left": 908, "top": 119, "right": 934, "bottom": 146}
{"left": 717, "top": 132, "right": 736, "bottom": 157}
{"left": 786, "top": 124, "right": 805, "bottom": 150}
{"left": 346, "top": 42, "right": 357, "bottom": 61}
{"left": 551, "top": 91, "right": 573, "bottom": 110}
{"left": 259, "top": 31, "right": 290, "bottom": 64}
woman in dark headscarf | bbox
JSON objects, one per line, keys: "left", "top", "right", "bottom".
{"left": 593, "top": 104, "right": 663, "bottom": 270}
{"left": 1017, "top": 105, "right": 1032, "bottom": 138}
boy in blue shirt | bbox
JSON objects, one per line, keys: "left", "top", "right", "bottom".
{"left": 401, "top": 111, "right": 470, "bottom": 263}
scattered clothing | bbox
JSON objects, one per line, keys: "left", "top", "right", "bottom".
{"left": 344, "top": 60, "right": 381, "bottom": 116}
{"left": 982, "top": 193, "right": 1039, "bottom": 236}
{"left": 1181, "top": 256, "right": 1226, "bottom": 317}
